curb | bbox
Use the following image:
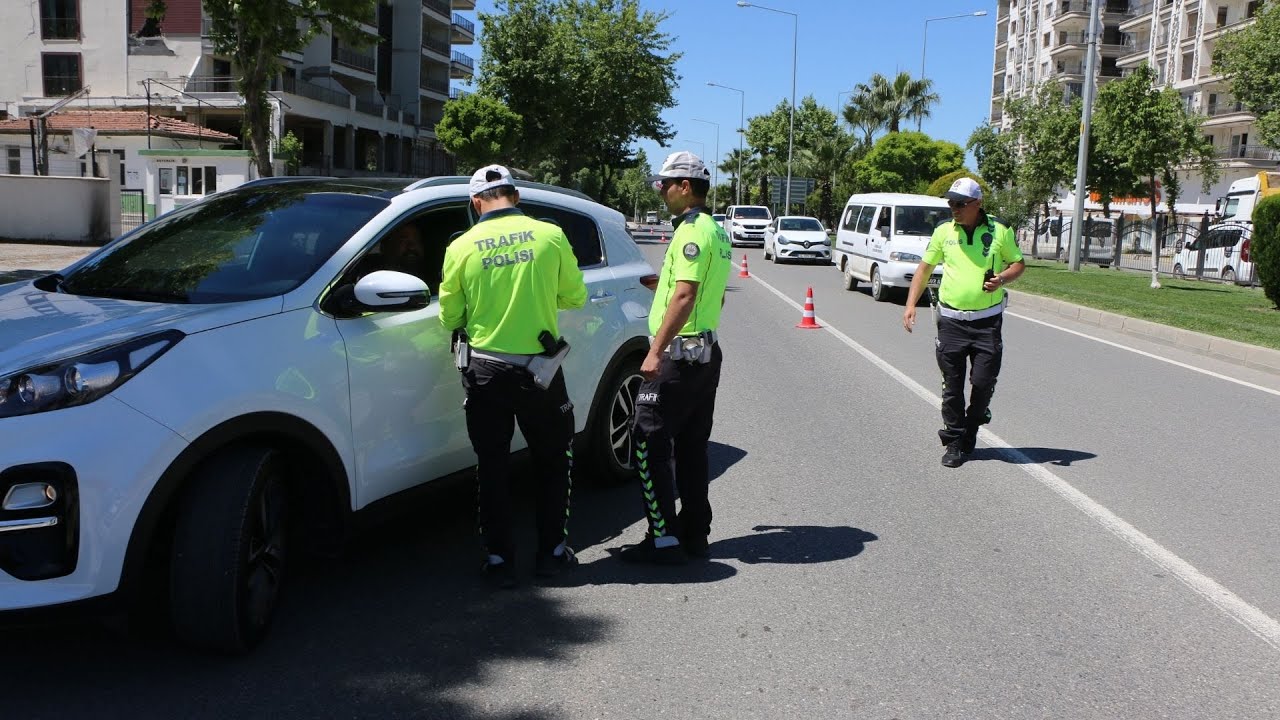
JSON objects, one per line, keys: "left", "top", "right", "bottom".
{"left": 1006, "top": 289, "right": 1280, "bottom": 376}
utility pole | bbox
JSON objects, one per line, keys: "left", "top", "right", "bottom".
{"left": 1067, "top": 0, "right": 1101, "bottom": 273}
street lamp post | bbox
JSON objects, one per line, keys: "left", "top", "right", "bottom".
{"left": 707, "top": 82, "right": 745, "bottom": 205}
{"left": 920, "top": 10, "right": 988, "bottom": 131}
{"left": 674, "top": 137, "right": 706, "bottom": 160}
{"left": 737, "top": 1, "right": 797, "bottom": 214}
{"left": 691, "top": 117, "right": 720, "bottom": 210}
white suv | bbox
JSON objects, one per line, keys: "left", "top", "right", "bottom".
{"left": 0, "top": 177, "right": 655, "bottom": 651}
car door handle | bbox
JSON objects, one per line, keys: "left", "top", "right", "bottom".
{"left": 590, "top": 291, "right": 616, "bottom": 304}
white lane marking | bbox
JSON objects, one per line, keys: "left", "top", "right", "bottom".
{"left": 1006, "top": 310, "right": 1280, "bottom": 399}
{"left": 740, "top": 266, "right": 1280, "bottom": 652}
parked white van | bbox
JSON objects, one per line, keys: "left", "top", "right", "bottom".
{"left": 723, "top": 205, "right": 772, "bottom": 246}
{"left": 834, "top": 193, "right": 946, "bottom": 301}
{"left": 1172, "top": 221, "right": 1255, "bottom": 283}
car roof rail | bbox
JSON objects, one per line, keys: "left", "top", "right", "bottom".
{"left": 237, "top": 176, "right": 337, "bottom": 188}
{"left": 404, "top": 175, "right": 594, "bottom": 202}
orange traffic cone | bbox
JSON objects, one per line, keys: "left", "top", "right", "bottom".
{"left": 796, "top": 286, "right": 822, "bottom": 329}
{"left": 661, "top": 231, "right": 668, "bottom": 244}
{"left": 738, "top": 254, "right": 750, "bottom": 278}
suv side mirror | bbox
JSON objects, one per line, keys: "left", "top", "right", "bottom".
{"left": 340, "top": 270, "right": 431, "bottom": 313}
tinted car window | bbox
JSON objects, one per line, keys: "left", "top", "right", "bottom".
{"left": 348, "top": 202, "right": 471, "bottom": 294}
{"left": 855, "top": 206, "right": 876, "bottom": 234}
{"left": 523, "top": 202, "right": 605, "bottom": 268}
{"left": 842, "top": 205, "right": 863, "bottom": 231}
{"left": 61, "top": 183, "right": 390, "bottom": 303}
{"left": 894, "top": 206, "right": 948, "bottom": 235}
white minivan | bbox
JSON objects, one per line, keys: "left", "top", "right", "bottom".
{"left": 834, "top": 193, "right": 946, "bottom": 301}
{"left": 1172, "top": 221, "right": 1255, "bottom": 283}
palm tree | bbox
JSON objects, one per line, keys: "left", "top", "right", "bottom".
{"left": 859, "top": 71, "right": 940, "bottom": 133}
{"left": 842, "top": 86, "right": 887, "bottom": 149}
{"left": 720, "top": 148, "right": 757, "bottom": 205}
{"left": 799, "top": 137, "right": 850, "bottom": 228}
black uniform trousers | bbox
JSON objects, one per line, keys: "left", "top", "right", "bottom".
{"left": 935, "top": 313, "right": 1004, "bottom": 447}
{"left": 631, "top": 343, "right": 724, "bottom": 545}
{"left": 461, "top": 358, "right": 574, "bottom": 563}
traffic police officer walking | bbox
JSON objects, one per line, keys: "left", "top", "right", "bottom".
{"left": 903, "top": 177, "right": 1025, "bottom": 468}
{"left": 619, "top": 151, "right": 732, "bottom": 564}
{"left": 439, "top": 164, "right": 588, "bottom": 587}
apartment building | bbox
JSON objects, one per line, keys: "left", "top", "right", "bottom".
{"left": 990, "top": 0, "right": 1274, "bottom": 203}
{"left": 0, "top": 0, "right": 476, "bottom": 184}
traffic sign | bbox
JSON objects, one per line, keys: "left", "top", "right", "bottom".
{"left": 768, "top": 176, "right": 816, "bottom": 205}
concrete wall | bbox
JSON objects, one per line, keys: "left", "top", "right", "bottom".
{"left": 0, "top": 174, "right": 118, "bottom": 243}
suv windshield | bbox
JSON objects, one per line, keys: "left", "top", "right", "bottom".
{"left": 894, "top": 206, "right": 948, "bottom": 235}
{"left": 733, "top": 207, "right": 770, "bottom": 219}
{"left": 779, "top": 218, "right": 823, "bottom": 231}
{"left": 60, "top": 182, "right": 392, "bottom": 303}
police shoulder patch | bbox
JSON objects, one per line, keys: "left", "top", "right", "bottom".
{"left": 683, "top": 242, "right": 701, "bottom": 260}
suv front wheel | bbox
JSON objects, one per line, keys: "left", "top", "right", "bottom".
{"left": 584, "top": 356, "right": 644, "bottom": 484}
{"left": 170, "top": 445, "right": 290, "bottom": 653}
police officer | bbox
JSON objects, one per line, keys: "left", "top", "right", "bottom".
{"left": 439, "top": 164, "right": 588, "bottom": 587}
{"left": 903, "top": 177, "right": 1026, "bottom": 468}
{"left": 618, "top": 151, "right": 732, "bottom": 564}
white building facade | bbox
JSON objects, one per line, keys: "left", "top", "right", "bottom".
{"left": 990, "top": 0, "right": 1276, "bottom": 206}
{"left": 0, "top": 0, "right": 477, "bottom": 179}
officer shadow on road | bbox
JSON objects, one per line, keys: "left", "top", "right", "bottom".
{"left": 969, "top": 446, "right": 1097, "bottom": 466}
{"left": 555, "top": 441, "right": 748, "bottom": 587}
{"left": 707, "top": 525, "right": 878, "bottom": 564}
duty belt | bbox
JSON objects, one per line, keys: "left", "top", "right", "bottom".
{"left": 469, "top": 349, "right": 535, "bottom": 368}
{"left": 938, "top": 296, "right": 1007, "bottom": 321}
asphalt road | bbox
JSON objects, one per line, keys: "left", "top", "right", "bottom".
{"left": 5, "top": 242, "right": 1280, "bottom": 718}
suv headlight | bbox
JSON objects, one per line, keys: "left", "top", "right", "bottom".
{"left": 889, "top": 251, "right": 921, "bottom": 262}
{"left": 0, "top": 330, "right": 183, "bottom": 419}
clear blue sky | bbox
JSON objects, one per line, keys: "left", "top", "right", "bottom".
{"left": 466, "top": 0, "right": 999, "bottom": 176}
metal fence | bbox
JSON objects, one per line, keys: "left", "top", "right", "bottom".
{"left": 1022, "top": 215, "right": 1259, "bottom": 286}
{"left": 121, "top": 189, "right": 146, "bottom": 234}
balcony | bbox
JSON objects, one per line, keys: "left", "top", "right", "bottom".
{"left": 450, "top": 87, "right": 470, "bottom": 100}
{"left": 184, "top": 76, "right": 238, "bottom": 94}
{"left": 422, "top": 33, "right": 449, "bottom": 57}
{"left": 355, "top": 97, "right": 384, "bottom": 117}
{"left": 420, "top": 74, "right": 449, "bottom": 96}
{"left": 333, "top": 41, "right": 376, "bottom": 74}
{"left": 994, "top": 54, "right": 1008, "bottom": 73}
{"left": 1055, "top": 61, "right": 1086, "bottom": 77}
{"left": 1203, "top": 14, "right": 1259, "bottom": 41}
{"left": 41, "top": 16, "right": 79, "bottom": 40}
{"left": 451, "top": 14, "right": 475, "bottom": 43}
{"left": 422, "top": 0, "right": 450, "bottom": 18}
{"left": 1116, "top": 38, "right": 1151, "bottom": 64}
{"left": 1215, "top": 146, "right": 1280, "bottom": 162}
{"left": 450, "top": 50, "right": 474, "bottom": 79}
{"left": 283, "top": 75, "right": 350, "bottom": 108}
{"left": 452, "top": 0, "right": 476, "bottom": 8}
{"left": 1120, "top": 2, "right": 1154, "bottom": 30}
{"left": 1051, "top": 2, "right": 1090, "bottom": 28}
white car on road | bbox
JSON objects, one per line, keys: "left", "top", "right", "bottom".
{"left": 0, "top": 176, "right": 655, "bottom": 652}
{"left": 763, "top": 216, "right": 831, "bottom": 264}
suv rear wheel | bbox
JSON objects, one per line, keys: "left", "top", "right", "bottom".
{"left": 170, "top": 445, "right": 289, "bottom": 653}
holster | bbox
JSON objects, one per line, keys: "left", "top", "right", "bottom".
{"left": 666, "top": 331, "right": 716, "bottom": 364}
{"left": 451, "top": 330, "right": 471, "bottom": 370}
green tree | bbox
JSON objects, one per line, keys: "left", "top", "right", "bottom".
{"left": 798, "top": 137, "right": 851, "bottom": 228}
{"left": 745, "top": 96, "right": 843, "bottom": 162}
{"left": 719, "top": 147, "right": 757, "bottom": 206}
{"left": 1005, "top": 83, "right": 1080, "bottom": 219}
{"left": 855, "top": 72, "right": 939, "bottom": 133}
{"left": 276, "top": 131, "right": 303, "bottom": 176}
{"left": 616, "top": 149, "right": 663, "bottom": 219}
{"left": 1093, "top": 63, "right": 1218, "bottom": 287}
{"left": 436, "top": 93, "right": 524, "bottom": 173}
{"left": 842, "top": 85, "right": 887, "bottom": 150}
{"left": 1215, "top": 2, "right": 1280, "bottom": 149}
{"left": 966, "top": 123, "right": 1018, "bottom": 190}
{"left": 478, "top": 0, "right": 678, "bottom": 194}
{"left": 204, "top": 0, "right": 376, "bottom": 178}
{"left": 850, "top": 132, "right": 964, "bottom": 194}
{"left": 925, "top": 169, "right": 988, "bottom": 199}
{"left": 1252, "top": 194, "right": 1280, "bottom": 308}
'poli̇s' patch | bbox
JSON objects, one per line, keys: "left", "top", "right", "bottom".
{"left": 683, "top": 242, "right": 701, "bottom": 260}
